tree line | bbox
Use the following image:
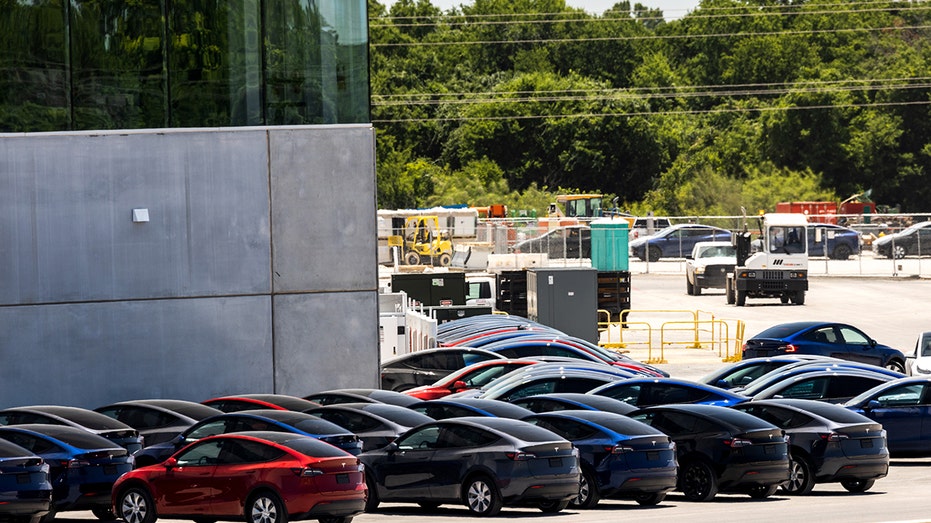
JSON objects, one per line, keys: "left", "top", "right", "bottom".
{"left": 369, "top": 0, "right": 931, "bottom": 216}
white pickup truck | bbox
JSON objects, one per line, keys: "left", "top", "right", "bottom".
{"left": 685, "top": 241, "right": 736, "bottom": 295}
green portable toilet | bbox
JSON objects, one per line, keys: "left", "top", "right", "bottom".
{"left": 590, "top": 218, "right": 629, "bottom": 271}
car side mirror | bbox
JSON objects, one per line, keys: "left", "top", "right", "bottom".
{"left": 385, "top": 442, "right": 399, "bottom": 454}
{"left": 164, "top": 457, "right": 178, "bottom": 470}
{"left": 865, "top": 399, "right": 881, "bottom": 412}
{"left": 453, "top": 380, "right": 468, "bottom": 390}
{"left": 869, "top": 339, "right": 877, "bottom": 348}
{"left": 715, "top": 379, "right": 729, "bottom": 389}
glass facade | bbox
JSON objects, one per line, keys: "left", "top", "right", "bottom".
{"left": 0, "top": 0, "right": 369, "bottom": 132}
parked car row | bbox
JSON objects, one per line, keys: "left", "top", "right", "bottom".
{"left": 0, "top": 316, "right": 925, "bottom": 523}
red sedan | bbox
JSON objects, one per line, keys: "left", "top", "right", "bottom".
{"left": 112, "top": 432, "right": 365, "bottom": 523}
{"left": 404, "top": 359, "right": 539, "bottom": 400}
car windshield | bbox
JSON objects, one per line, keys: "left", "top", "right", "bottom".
{"left": 698, "top": 245, "right": 735, "bottom": 258}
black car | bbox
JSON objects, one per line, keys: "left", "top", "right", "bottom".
{"left": 630, "top": 404, "right": 790, "bottom": 501}
{"left": 525, "top": 410, "right": 677, "bottom": 508}
{"left": 380, "top": 347, "right": 505, "bottom": 392}
{"left": 733, "top": 398, "right": 888, "bottom": 494}
{"left": 0, "top": 406, "right": 143, "bottom": 454}
{"left": 477, "top": 370, "right": 629, "bottom": 403}
{"left": 93, "top": 399, "right": 223, "bottom": 447}
{"left": 132, "top": 409, "right": 363, "bottom": 466}
{"left": 748, "top": 369, "right": 896, "bottom": 404}
{"left": 360, "top": 416, "right": 579, "bottom": 516}
{"left": 410, "top": 398, "right": 535, "bottom": 420}
{"left": 873, "top": 220, "right": 931, "bottom": 258}
{"left": 303, "top": 388, "right": 422, "bottom": 407}
{"left": 510, "top": 225, "right": 591, "bottom": 259}
{"left": 304, "top": 403, "right": 435, "bottom": 452}
{"left": 742, "top": 321, "right": 908, "bottom": 373}
{"left": 510, "top": 392, "right": 637, "bottom": 416}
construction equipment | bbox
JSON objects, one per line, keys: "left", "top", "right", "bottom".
{"left": 387, "top": 215, "right": 453, "bottom": 266}
{"left": 726, "top": 212, "right": 809, "bottom": 306}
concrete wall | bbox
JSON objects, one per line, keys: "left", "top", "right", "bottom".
{"left": 0, "top": 125, "right": 379, "bottom": 408}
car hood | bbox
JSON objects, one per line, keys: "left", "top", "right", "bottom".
{"left": 872, "top": 234, "right": 898, "bottom": 246}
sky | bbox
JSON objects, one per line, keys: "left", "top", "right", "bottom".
{"left": 382, "top": 0, "right": 702, "bottom": 20}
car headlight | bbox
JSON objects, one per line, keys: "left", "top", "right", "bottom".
{"left": 694, "top": 266, "right": 705, "bottom": 274}
{"left": 916, "top": 364, "right": 931, "bottom": 375}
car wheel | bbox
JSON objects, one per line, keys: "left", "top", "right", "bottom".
{"left": 831, "top": 243, "right": 852, "bottom": 260}
{"left": 537, "top": 499, "right": 570, "bottom": 513}
{"left": 634, "top": 492, "right": 666, "bottom": 506}
{"left": 726, "top": 279, "right": 735, "bottom": 305}
{"left": 679, "top": 460, "right": 718, "bottom": 502}
{"left": 404, "top": 251, "right": 421, "bottom": 265}
{"left": 693, "top": 283, "right": 701, "bottom": 296}
{"left": 463, "top": 475, "right": 502, "bottom": 516}
{"left": 571, "top": 468, "right": 601, "bottom": 509}
{"left": 117, "top": 487, "right": 156, "bottom": 523}
{"left": 841, "top": 479, "right": 875, "bottom": 493}
{"left": 791, "top": 290, "right": 805, "bottom": 305}
{"left": 748, "top": 484, "right": 779, "bottom": 499}
{"left": 885, "top": 359, "right": 906, "bottom": 373}
{"left": 648, "top": 245, "right": 662, "bottom": 263}
{"left": 246, "top": 490, "right": 287, "bottom": 523}
{"left": 364, "top": 473, "right": 380, "bottom": 512}
{"left": 91, "top": 508, "right": 115, "bottom": 521}
{"left": 686, "top": 277, "right": 694, "bottom": 295}
{"left": 780, "top": 294, "right": 790, "bottom": 304}
{"left": 39, "top": 509, "right": 56, "bottom": 523}
{"left": 892, "top": 244, "right": 907, "bottom": 259}
{"left": 735, "top": 290, "right": 746, "bottom": 307}
{"left": 783, "top": 454, "right": 815, "bottom": 495}
{"left": 437, "top": 253, "right": 451, "bottom": 266}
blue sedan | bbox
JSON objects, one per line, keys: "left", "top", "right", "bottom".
{"left": 0, "top": 424, "right": 132, "bottom": 520}
{"left": 525, "top": 410, "right": 677, "bottom": 508}
{"left": 808, "top": 223, "right": 861, "bottom": 260}
{"left": 630, "top": 224, "right": 731, "bottom": 262}
{"left": 844, "top": 377, "right": 931, "bottom": 455}
{"left": 589, "top": 378, "right": 749, "bottom": 407}
{"left": 742, "top": 322, "right": 908, "bottom": 373}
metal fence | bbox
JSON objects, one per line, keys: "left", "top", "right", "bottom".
{"left": 472, "top": 214, "right": 931, "bottom": 278}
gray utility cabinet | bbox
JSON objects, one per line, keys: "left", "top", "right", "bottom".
{"left": 527, "top": 267, "right": 598, "bottom": 343}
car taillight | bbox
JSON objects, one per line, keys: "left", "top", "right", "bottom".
{"left": 724, "top": 438, "right": 752, "bottom": 448}
{"left": 506, "top": 451, "right": 536, "bottom": 461}
{"left": 62, "top": 459, "right": 90, "bottom": 469}
{"left": 819, "top": 433, "right": 849, "bottom": 442}
{"left": 741, "top": 343, "right": 748, "bottom": 352}
{"left": 783, "top": 344, "right": 797, "bottom": 353}
{"left": 604, "top": 445, "right": 634, "bottom": 454}
{"left": 293, "top": 467, "right": 324, "bottom": 477}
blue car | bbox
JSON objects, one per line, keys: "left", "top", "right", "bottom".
{"left": 132, "top": 409, "right": 363, "bottom": 466}
{"left": 0, "top": 438, "right": 52, "bottom": 522}
{"left": 525, "top": 410, "right": 677, "bottom": 508}
{"left": 410, "top": 398, "right": 534, "bottom": 420}
{"left": 629, "top": 224, "right": 731, "bottom": 262}
{"left": 844, "top": 376, "right": 931, "bottom": 455}
{"left": 0, "top": 424, "right": 132, "bottom": 520}
{"left": 808, "top": 223, "right": 861, "bottom": 260}
{"left": 589, "top": 378, "right": 750, "bottom": 407}
{"left": 742, "top": 321, "right": 908, "bottom": 373}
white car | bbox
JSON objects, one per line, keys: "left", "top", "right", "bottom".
{"left": 906, "top": 331, "right": 931, "bottom": 376}
{"left": 685, "top": 241, "right": 736, "bottom": 295}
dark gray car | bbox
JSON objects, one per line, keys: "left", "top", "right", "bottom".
{"left": 360, "top": 416, "right": 579, "bottom": 516}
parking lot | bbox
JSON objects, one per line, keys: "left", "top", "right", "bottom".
{"left": 61, "top": 269, "right": 931, "bottom": 523}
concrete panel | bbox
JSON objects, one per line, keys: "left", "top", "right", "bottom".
{"left": 0, "top": 296, "right": 273, "bottom": 409}
{"left": 269, "top": 126, "right": 377, "bottom": 293}
{"left": 273, "top": 291, "right": 380, "bottom": 395}
{"left": 0, "top": 130, "right": 271, "bottom": 305}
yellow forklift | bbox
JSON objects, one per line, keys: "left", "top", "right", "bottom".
{"left": 387, "top": 215, "right": 453, "bottom": 266}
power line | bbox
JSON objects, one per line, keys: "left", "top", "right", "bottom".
{"left": 370, "top": 23, "right": 931, "bottom": 47}
{"left": 372, "top": 4, "right": 931, "bottom": 28}
{"left": 371, "top": 76, "right": 931, "bottom": 103}
{"left": 371, "top": 99, "right": 931, "bottom": 124}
